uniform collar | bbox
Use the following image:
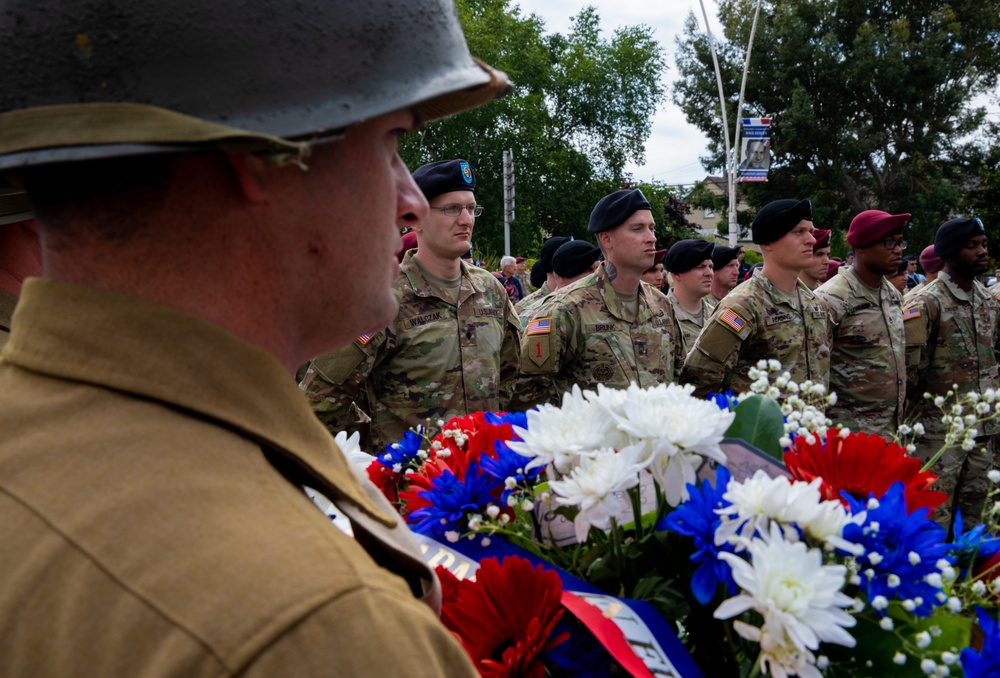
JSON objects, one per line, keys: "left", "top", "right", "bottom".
{"left": 4, "top": 278, "right": 397, "bottom": 527}
{"left": 593, "top": 262, "right": 656, "bottom": 323}
{"left": 399, "top": 250, "right": 484, "bottom": 303}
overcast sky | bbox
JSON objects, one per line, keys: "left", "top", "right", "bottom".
{"left": 518, "top": 0, "right": 725, "bottom": 188}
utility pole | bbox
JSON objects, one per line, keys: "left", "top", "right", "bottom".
{"left": 502, "top": 149, "right": 515, "bottom": 256}
{"left": 698, "top": 0, "right": 764, "bottom": 246}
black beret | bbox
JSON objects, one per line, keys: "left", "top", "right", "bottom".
{"left": 552, "top": 240, "right": 601, "bottom": 278}
{"left": 530, "top": 260, "right": 546, "bottom": 288}
{"left": 588, "top": 189, "right": 652, "bottom": 234}
{"left": 665, "top": 239, "right": 715, "bottom": 273}
{"left": 412, "top": 159, "right": 476, "bottom": 200}
{"left": 711, "top": 245, "right": 741, "bottom": 269}
{"left": 751, "top": 199, "right": 812, "bottom": 244}
{"left": 537, "top": 236, "right": 570, "bottom": 273}
{"left": 935, "top": 217, "right": 985, "bottom": 259}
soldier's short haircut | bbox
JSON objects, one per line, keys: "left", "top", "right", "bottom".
{"left": 19, "top": 154, "right": 177, "bottom": 242}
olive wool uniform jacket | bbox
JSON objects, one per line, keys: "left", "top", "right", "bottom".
{"left": 0, "top": 279, "right": 475, "bottom": 677}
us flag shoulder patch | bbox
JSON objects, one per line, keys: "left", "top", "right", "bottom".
{"left": 356, "top": 332, "right": 375, "bottom": 345}
{"left": 718, "top": 308, "right": 747, "bottom": 333}
{"left": 526, "top": 317, "right": 552, "bottom": 336}
{"left": 902, "top": 306, "right": 921, "bottom": 321}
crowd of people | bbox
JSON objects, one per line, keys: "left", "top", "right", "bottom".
{"left": 303, "top": 184, "right": 996, "bottom": 541}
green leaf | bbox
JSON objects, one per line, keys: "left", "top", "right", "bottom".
{"left": 725, "top": 395, "right": 786, "bottom": 460}
{"left": 825, "top": 604, "right": 972, "bottom": 678}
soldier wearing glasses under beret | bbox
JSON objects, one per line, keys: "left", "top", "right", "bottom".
{"left": 301, "top": 159, "right": 521, "bottom": 452}
{"left": 815, "top": 210, "right": 909, "bottom": 439}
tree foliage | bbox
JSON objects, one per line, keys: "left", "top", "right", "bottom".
{"left": 399, "top": 0, "right": 669, "bottom": 256}
{"left": 673, "top": 0, "right": 1000, "bottom": 247}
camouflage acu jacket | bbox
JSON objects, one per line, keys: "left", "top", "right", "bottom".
{"left": 300, "top": 252, "right": 522, "bottom": 453}
{"left": 682, "top": 270, "right": 832, "bottom": 398}
{"left": 511, "top": 263, "right": 678, "bottom": 409}
{"left": 815, "top": 266, "right": 905, "bottom": 438}
{"left": 516, "top": 282, "right": 554, "bottom": 331}
{"left": 903, "top": 272, "right": 1000, "bottom": 437}
{"left": 667, "top": 289, "right": 713, "bottom": 359}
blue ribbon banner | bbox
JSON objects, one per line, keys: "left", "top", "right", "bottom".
{"left": 415, "top": 532, "right": 704, "bottom": 678}
{"left": 737, "top": 117, "right": 771, "bottom": 183}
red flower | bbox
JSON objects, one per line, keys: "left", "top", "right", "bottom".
{"left": 438, "top": 556, "right": 569, "bottom": 678}
{"left": 366, "top": 460, "right": 403, "bottom": 505}
{"left": 785, "top": 429, "right": 948, "bottom": 514}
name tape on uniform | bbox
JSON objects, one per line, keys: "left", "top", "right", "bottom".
{"left": 526, "top": 317, "right": 552, "bottom": 335}
{"left": 719, "top": 308, "right": 747, "bottom": 333}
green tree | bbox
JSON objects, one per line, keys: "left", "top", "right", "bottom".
{"left": 673, "top": 0, "right": 1000, "bottom": 247}
{"left": 400, "top": 0, "right": 668, "bottom": 256}
{"left": 959, "top": 121, "right": 1000, "bottom": 263}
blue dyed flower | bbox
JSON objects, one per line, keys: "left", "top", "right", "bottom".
{"left": 961, "top": 607, "right": 1000, "bottom": 678}
{"left": 658, "top": 465, "right": 738, "bottom": 604}
{"left": 541, "top": 622, "right": 616, "bottom": 676}
{"left": 945, "top": 509, "right": 1000, "bottom": 575}
{"left": 841, "top": 482, "right": 953, "bottom": 617}
{"left": 406, "top": 461, "right": 499, "bottom": 536}
{"left": 485, "top": 410, "right": 528, "bottom": 431}
{"left": 378, "top": 427, "right": 424, "bottom": 471}
{"left": 706, "top": 391, "right": 738, "bottom": 412}
{"left": 480, "top": 441, "right": 543, "bottom": 504}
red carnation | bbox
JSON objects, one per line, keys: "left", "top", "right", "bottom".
{"left": 785, "top": 429, "right": 947, "bottom": 514}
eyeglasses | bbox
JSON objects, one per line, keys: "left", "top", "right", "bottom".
{"left": 431, "top": 203, "right": 484, "bottom": 217}
{"left": 879, "top": 238, "right": 907, "bottom": 251}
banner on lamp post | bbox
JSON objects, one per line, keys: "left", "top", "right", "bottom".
{"left": 737, "top": 117, "right": 771, "bottom": 183}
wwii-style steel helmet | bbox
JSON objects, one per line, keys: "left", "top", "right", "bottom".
{"left": 0, "top": 0, "right": 510, "bottom": 170}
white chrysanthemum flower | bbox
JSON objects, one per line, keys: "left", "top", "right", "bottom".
{"left": 593, "top": 382, "right": 733, "bottom": 505}
{"left": 508, "top": 385, "right": 618, "bottom": 474}
{"left": 334, "top": 430, "right": 374, "bottom": 469}
{"left": 715, "top": 471, "right": 852, "bottom": 552}
{"left": 732, "top": 621, "right": 822, "bottom": 678}
{"left": 548, "top": 446, "right": 645, "bottom": 543}
{"left": 715, "top": 523, "right": 857, "bottom": 656}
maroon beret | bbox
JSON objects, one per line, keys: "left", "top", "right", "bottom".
{"left": 396, "top": 230, "right": 418, "bottom": 262}
{"left": 919, "top": 245, "right": 944, "bottom": 274}
{"left": 846, "top": 210, "right": 910, "bottom": 247}
{"left": 643, "top": 249, "right": 667, "bottom": 275}
{"left": 812, "top": 228, "right": 831, "bottom": 252}
{"left": 515, "top": 256, "right": 525, "bottom": 263}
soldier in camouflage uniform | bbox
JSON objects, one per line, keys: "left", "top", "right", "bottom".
{"left": 664, "top": 239, "right": 715, "bottom": 357}
{"left": 815, "top": 210, "right": 908, "bottom": 439}
{"left": 683, "top": 199, "right": 831, "bottom": 397}
{"left": 512, "top": 189, "right": 678, "bottom": 409}
{"left": 516, "top": 240, "right": 600, "bottom": 330}
{"left": 515, "top": 235, "right": 568, "bottom": 321}
{"left": 903, "top": 245, "right": 943, "bottom": 302}
{"left": 904, "top": 217, "right": 999, "bottom": 535}
{"left": 301, "top": 159, "right": 521, "bottom": 452}
{"left": 708, "top": 245, "right": 741, "bottom": 309}
{"left": 515, "top": 257, "right": 533, "bottom": 294}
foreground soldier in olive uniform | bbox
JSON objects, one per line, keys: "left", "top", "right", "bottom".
{"left": 301, "top": 159, "right": 521, "bottom": 453}
{"left": 904, "top": 217, "right": 999, "bottom": 535}
{"left": 0, "top": 1, "right": 505, "bottom": 673}
{"left": 683, "top": 199, "right": 831, "bottom": 397}
{"left": 664, "top": 239, "right": 715, "bottom": 357}
{"left": 816, "top": 210, "right": 908, "bottom": 439}
{"left": 513, "top": 189, "right": 677, "bottom": 408}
